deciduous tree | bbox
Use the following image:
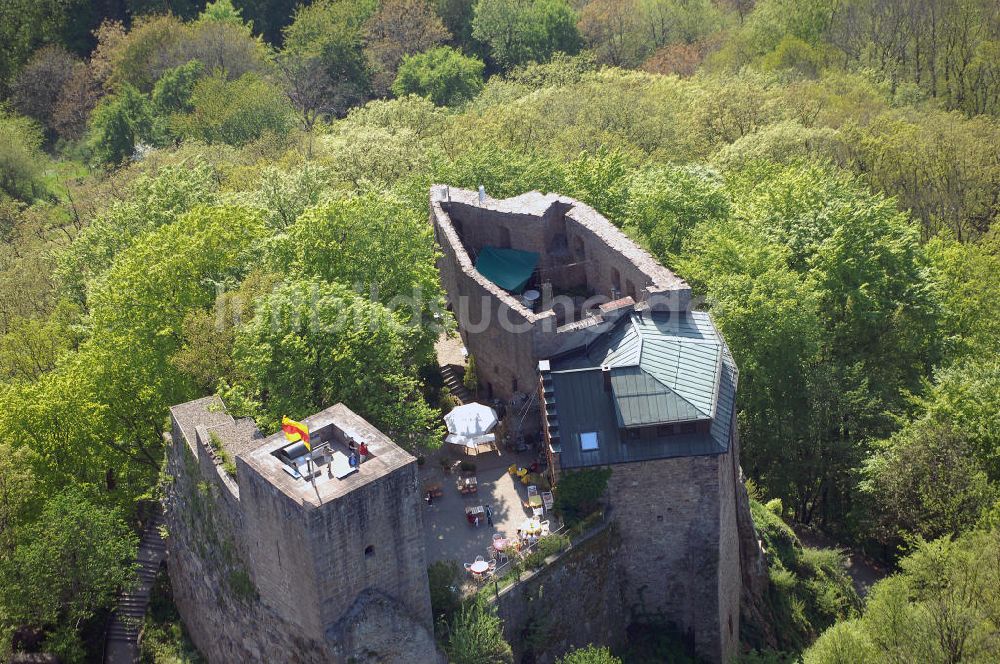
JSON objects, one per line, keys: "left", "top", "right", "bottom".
{"left": 9, "top": 45, "right": 79, "bottom": 140}
{"left": 364, "top": 0, "right": 450, "bottom": 96}
{"left": 392, "top": 46, "right": 484, "bottom": 106}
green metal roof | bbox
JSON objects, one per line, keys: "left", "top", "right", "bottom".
{"left": 544, "top": 310, "right": 738, "bottom": 469}
{"left": 474, "top": 246, "right": 539, "bottom": 294}
{"left": 609, "top": 366, "right": 703, "bottom": 427}
{"left": 576, "top": 311, "right": 723, "bottom": 426}
{"left": 548, "top": 369, "right": 728, "bottom": 469}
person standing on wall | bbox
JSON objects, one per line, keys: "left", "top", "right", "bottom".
{"left": 358, "top": 441, "right": 369, "bottom": 463}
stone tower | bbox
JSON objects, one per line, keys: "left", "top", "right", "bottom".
{"left": 165, "top": 398, "right": 440, "bottom": 663}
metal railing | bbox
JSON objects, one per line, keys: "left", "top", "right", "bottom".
{"left": 480, "top": 510, "right": 611, "bottom": 600}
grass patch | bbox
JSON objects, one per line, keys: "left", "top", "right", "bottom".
{"left": 207, "top": 432, "right": 236, "bottom": 479}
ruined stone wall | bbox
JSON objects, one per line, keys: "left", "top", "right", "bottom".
{"left": 492, "top": 525, "right": 628, "bottom": 664}
{"left": 430, "top": 188, "right": 693, "bottom": 401}
{"left": 443, "top": 201, "right": 550, "bottom": 261}
{"left": 564, "top": 203, "right": 691, "bottom": 311}
{"left": 432, "top": 198, "right": 547, "bottom": 400}
{"left": 606, "top": 454, "right": 730, "bottom": 663}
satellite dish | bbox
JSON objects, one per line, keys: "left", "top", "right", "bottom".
{"left": 478, "top": 185, "right": 486, "bottom": 205}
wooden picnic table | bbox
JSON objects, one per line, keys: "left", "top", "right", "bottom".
{"left": 456, "top": 475, "right": 478, "bottom": 495}
{"left": 465, "top": 504, "right": 485, "bottom": 525}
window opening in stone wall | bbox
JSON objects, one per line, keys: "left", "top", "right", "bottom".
{"left": 365, "top": 545, "right": 375, "bottom": 558}
{"left": 580, "top": 431, "right": 599, "bottom": 451}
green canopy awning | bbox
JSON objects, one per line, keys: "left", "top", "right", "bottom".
{"left": 475, "top": 246, "right": 539, "bottom": 294}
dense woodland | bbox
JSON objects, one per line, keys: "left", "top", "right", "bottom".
{"left": 0, "top": 0, "right": 998, "bottom": 662}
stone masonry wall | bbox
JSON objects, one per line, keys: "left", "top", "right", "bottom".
{"left": 430, "top": 187, "right": 692, "bottom": 401}
{"left": 166, "top": 408, "right": 442, "bottom": 664}
{"left": 607, "top": 454, "right": 731, "bottom": 663}
{"left": 164, "top": 424, "right": 337, "bottom": 664}
{"left": 492, "top": 525, "right": 628, "bottom": 664}
{"left": 717, "top": 442, "right": 742, "bottom": 663}
{"left": 432, "top": 197, "right": 546, "bottom": 401}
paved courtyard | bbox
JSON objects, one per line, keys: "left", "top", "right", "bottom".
{"left": 420, "top": 446, "right": 553, "bottom": 567}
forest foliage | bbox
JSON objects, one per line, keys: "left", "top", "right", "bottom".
{"left": 0, "top": 0, "right": 998, "bottom": 661}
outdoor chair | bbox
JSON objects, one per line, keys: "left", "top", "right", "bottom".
{"left": 533, "top": 506, "right": 544, "bottom": 517}
{"left": 475, "top": 555, "right": 485, "bottom": 562}
{"left": 540, "top": 520, "right": 550, "bottom": 536}
{"left": 463, "top": 563, "right": 473, "bottom": 571}
{"left": 493, "top": 533, "right": 504, "bottom": 541}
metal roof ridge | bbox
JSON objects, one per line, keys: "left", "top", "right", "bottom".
{"left": 707, "top": 343, "right": 724, "bottom": 421}
{"left": 637, "top": 367, "right": 712, "bottom": 420}
{"left": 629, "top": 312, "right": 645, "bottom": 367}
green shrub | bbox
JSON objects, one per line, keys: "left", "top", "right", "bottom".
{"left": 522, "top": 534, "right": 569, "bottom": 569}
{"left": 393, "top": 46, "right": 485, "bottom": 107}
{"left": 744, "top": 499, "right": 860, "bottom": 653}
{"left": 463, "top": 355, "right": 478, "bottom": 392}
{"left": 557, "top": 644, "right": 622, "bottom": 664}
{"left": 427, "top": 560, "right": 461, "bottom": 625}
{"left": 446, "top": 597, "right": 513, "bottom": 664}
{"left": 226, "top": 569, "right": 257, "bottom": 602}
{"left": 522, "top": 472, "right": 550, "bottom": 491}
{"left": 86, "top": 84, "right": 158, "bottom": 165}
{"left": 554, "top": 468, "right": 611, "bottom": 525}
{"left": 537, "top": 533, "right": 569, "bottom": 557}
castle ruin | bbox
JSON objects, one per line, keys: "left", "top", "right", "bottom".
{"left": 431, "top": 186, "right": 760, "bottom": 663}
{"left": 162, "top": 185, "right": 763, "bottom": 664}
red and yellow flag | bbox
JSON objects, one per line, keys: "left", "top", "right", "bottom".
{"left": 281, "top": 416, "right": 310, "bottom": 451}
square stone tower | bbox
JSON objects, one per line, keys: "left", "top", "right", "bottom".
{"left": 166, "top": 398, "right": 439, "bottom": 663}
{"left": 237, "top": 404, "right": 433, "bottom": 639}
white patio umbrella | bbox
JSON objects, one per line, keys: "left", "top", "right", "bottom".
{"left": 444, "top": 403, "right": 499, "bottom": 455}
{"left": 445, "top": 402, "right": 498, "bottom": 436}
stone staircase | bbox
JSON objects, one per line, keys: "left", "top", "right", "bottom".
{"left": 442, "top": 364, "right": 473, "bottom": 404}
{"left": 105, "top": 511, "right": 167, "bottom": 664}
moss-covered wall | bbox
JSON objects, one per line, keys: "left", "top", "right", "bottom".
{"left": 491, "top": 525, "right": 627, "bottom": 664}
{"left": 163, "top": 421, "right": 336, "bottom": 664}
